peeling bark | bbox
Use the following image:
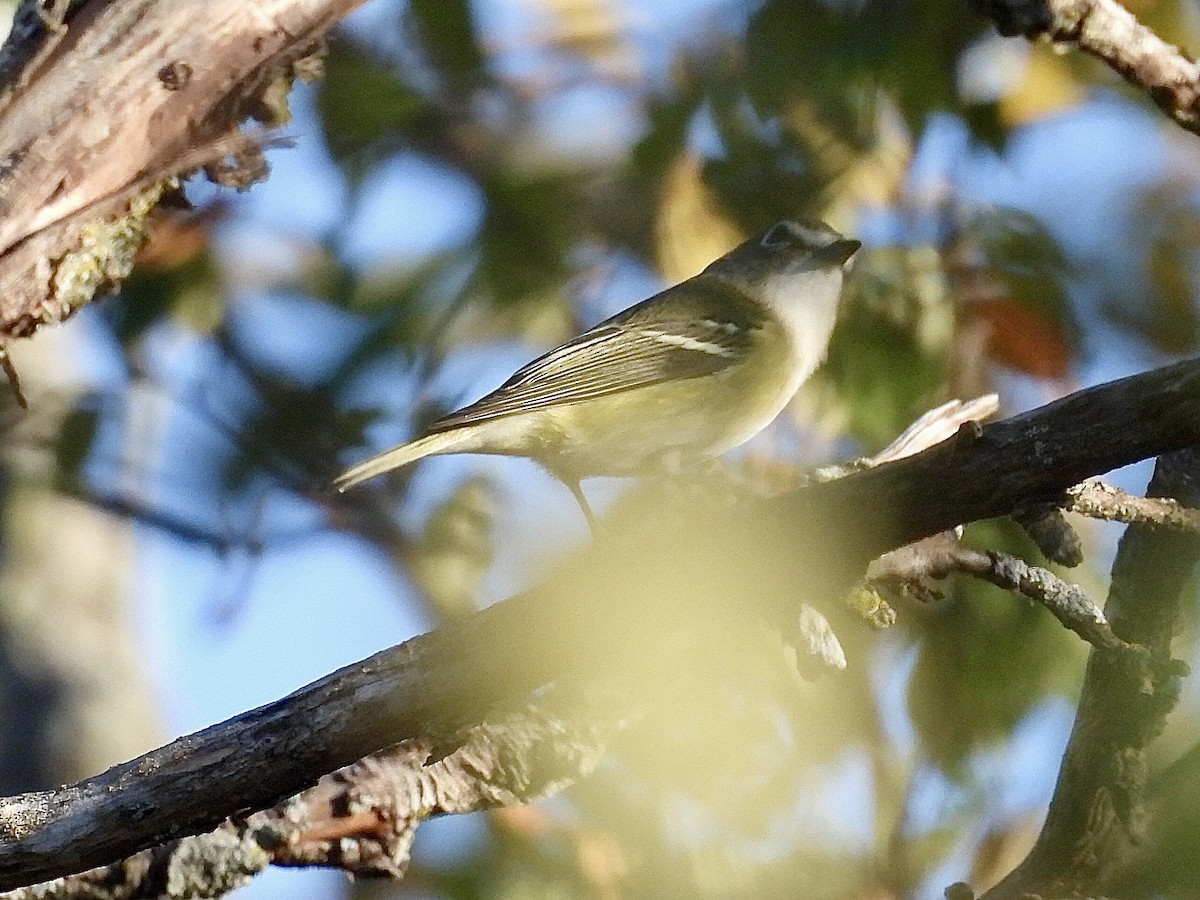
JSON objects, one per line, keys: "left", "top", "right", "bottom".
{"left": 0, "top": 0, "right": 364, "bottom": 338}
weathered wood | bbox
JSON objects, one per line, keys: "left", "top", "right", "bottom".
{"left": 980, "top": 448, "right": 1200, "bottom": 899}
{"left": 0, "top": 0, "right": 363, "bottom": 338}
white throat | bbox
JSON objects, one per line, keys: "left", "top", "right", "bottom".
{"left": 758, "top": 266, "right": 844, "bottom": 387}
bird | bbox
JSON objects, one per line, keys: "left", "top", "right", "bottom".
{"left": 335, "top": 219, "right": 860, "bottom": 529}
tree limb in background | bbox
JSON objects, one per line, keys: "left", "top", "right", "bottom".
{"left": 975, "top": 0, "right": 1200, "bottom": 135}
{"left": 0, "top": 358, "right": 1196, "bottom": 892}
{"left": 975, "top": 447, "right": 1200, "bottom": 899}
{"left": 0, "top": 0, "right": 365, "bottom": 340}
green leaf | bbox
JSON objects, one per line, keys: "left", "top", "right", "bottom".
{"left": 476, "top": 172, "right": 575, "bottom": 311}
{"left": 53, "top": 403, "right": 101, "bottom": 491}
{"left": 746, "top": 0, "right": 1001, "bottom": 145}
{"left": 405, "top": 0, "right": 487, "bottom": 91}
{"left": 315, "top": 38, "right": 425, "bottom": 174}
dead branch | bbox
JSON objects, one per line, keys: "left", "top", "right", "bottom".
{"left": 1066, "top": 479, "right": 1200, "bottom": 532}
{"left": 2, "top": 690, "right": 626, "bottom": 899}
{"left": 867, "top": 537, "right": 1127, "bottom": 651}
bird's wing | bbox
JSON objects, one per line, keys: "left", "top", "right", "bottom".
{"left": 428, "top": 278, "right": 766, "bottom": 432}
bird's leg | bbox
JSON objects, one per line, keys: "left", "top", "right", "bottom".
{"left": 564, "top": 478, "right": 597, "bottom": 534}
{"left": 541, "top": 464, "right": 597, "bottom": 533}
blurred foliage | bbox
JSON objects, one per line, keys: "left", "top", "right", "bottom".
{"left": 408, "top": 475, "right": 497, "bottom": 620}
{"left": 952, "top": 207, "right": 1080, "bottom": 380}
{"left": 316, "top": 39, "right": 427, "bottom": 175}
{"left": 51, "top": 403, "right": 100, "bottom": 495}
{"left": 1114, "top": 181, "right": 1200, "bottom": 353}
{"left": 20, "top": 0, "right": 1200, "bottom": 897}
{"left": 113, "top": 202, "right": 226, "bottom": 344}
{"left": 746, "top": 0, "right": 1002, "bottom": 145}
{"left": 477, "top": 171, "right": 577, "bottom": 310}
{"left": 820, "top": 245, "right": 951, "bottom": 448}
{"left": 905, "top": 519, "right": 1085, "bottom": 771}
{"left": 405, "top": 0, "right": 487, "bottom": 95}
{"left": 1124, "top": 741, "right": 1200, "bottom": 896}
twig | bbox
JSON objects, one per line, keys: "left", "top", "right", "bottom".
{"left": 978, "top": 448, "right": 1200, "bottom": 899}
{"left": 1013, "top": 503, "right": 1083, "bottom": 567}
{"left": 867, "top": 537, "right": 1127, "bottom": 652}
{"left": 954, "top": 549, "right": 1124, "bottom": 651}
{"left": 975, "top": 0, "right": 1200, "bottom": 136}
{"left": 1065, "top": 479, "right": 1200, "bottom": 532}
{"left": 0, "top": 345, "right": 26, "bottom": 409}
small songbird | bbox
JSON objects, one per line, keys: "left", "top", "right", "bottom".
{"left": 335, "top": 219, "right": 860, "bottom": 527}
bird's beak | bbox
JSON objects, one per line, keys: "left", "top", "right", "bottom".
{"left": 816, "top": 239, "right": 862, "bottom": 266}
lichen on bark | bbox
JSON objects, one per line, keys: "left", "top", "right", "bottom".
{"left": 44, "top": 179, "right": 176, "bottom": 326}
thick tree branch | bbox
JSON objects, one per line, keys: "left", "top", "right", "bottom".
{"left": 974, "top": 0, "right": 1200, "bottom": 135}
{"left": 0, "top": 358, "right": 1195, "bottom": 891}
{"left": 0, "top": 0, "right": 365, "bottom": 339}
{"left": 2, "top": 690, "right": 626, "bottom": 899}
{"left": 978, "top": 448, "right": 1200, "bottom": 899}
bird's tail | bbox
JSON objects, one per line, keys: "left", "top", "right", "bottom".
{"left": 334, "top": 429, "right": 476, "bottom": 492}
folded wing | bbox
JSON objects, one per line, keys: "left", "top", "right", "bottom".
{"left": 429, "top": 278, "right": 765, "bottom": 432}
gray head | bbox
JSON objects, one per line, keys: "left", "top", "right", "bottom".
{"left": 699, "top": 220, "right": 860, "bottom": 371}
{"left": 703, "top": 219, "right": 861, "bottom": 284}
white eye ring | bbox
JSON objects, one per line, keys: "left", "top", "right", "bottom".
{"left": 760, "top": 222, "right": 797, "bottom": 248}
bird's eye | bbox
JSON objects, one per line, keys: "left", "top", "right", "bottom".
{"left": 760, "top": 222, "right": 796, "bottom": 248}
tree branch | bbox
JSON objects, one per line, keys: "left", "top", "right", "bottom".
{"left": 0, "top": 358, "right": 1195, "bottom": 891}
{"left": 974, "top": 0, "right": 1200, "bottom": 136}
{"left": 867, "top": 537, "right": 1126, "bottom": 651}
{"left": 0, "top": 0, "right": 365, "bottom": 339}
{"left": 2, "top": 689, "right": 626, "bottom": 899}
{"left": 1066, "top": 479, "right": 1200, "bottom": 532}
{"left": 977, "top": 448, "right": 1200, "bottom": 899}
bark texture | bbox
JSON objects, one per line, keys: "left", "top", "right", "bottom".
{"left": 976, "top": 0, "right": 1200, "bottom": 134}
{"left": 977, "top": 450, "right": 1200, "bottom": 899}
{"left": 0, "top": 0, "right": 363, "bottom": 339}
